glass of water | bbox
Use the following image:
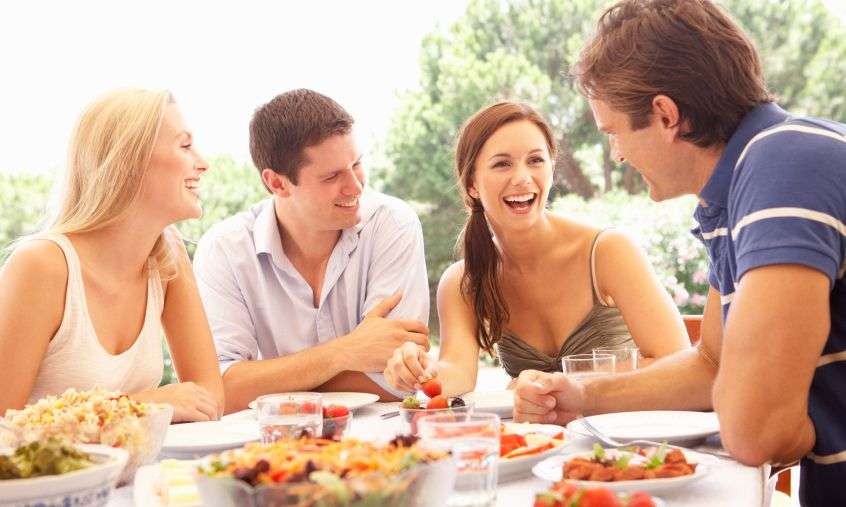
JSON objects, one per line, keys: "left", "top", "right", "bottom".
{"left": 255, "top": 393, "right": 322, "bottom": 443}
{"left": 593, "top": 345, "right": 639, "bottom": 372}
{"left": 561, "top": 353, "right": 616, "bottom": 381}
{"left": 417, "top": 412, "right": 500, "bottom": 507}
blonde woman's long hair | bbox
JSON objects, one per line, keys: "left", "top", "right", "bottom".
{"left": 45, "top": 88, "right": 178, "bottom": 280}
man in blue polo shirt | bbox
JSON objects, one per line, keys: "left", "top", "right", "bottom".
{"left": 511, "top": 1, "right": 845, "bottom": 503}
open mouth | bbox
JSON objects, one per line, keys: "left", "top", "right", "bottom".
{"left": 503, "top": 192, "right": 536, "bottom": 212}
{"left": 185, "top": 179, "right": 200, "bottom": 197}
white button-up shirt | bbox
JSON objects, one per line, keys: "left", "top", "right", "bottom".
{"left": 192, "top": 189, "right": 429, "bottom": 396}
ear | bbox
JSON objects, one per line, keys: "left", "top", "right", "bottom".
{"left": 261, "top": 168, "right": 292, "bottom": 197}
{"left": 468, "top": 185, "right": 480, "bottom": 199}
{"left": 652, "top": 95, "right": 682, "bottom": 140}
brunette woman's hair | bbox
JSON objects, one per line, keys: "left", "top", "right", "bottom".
{"left": 455, "top": 102, "right": 557, "bottom": 353}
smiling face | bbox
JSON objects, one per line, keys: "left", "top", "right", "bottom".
{"left": 589, "top": 98, "right": 690, "bottom": 201}
{"left": 139, "top": 104, "right": 208, "bottom": 224}
{"left": 280, "top": 132, "right": 365, "bottom": 232}
{"left": 469, "top": 120, "right": 553, "bottom": 232}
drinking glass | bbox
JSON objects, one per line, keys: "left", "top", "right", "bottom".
{"left": 417, "top": 412, "right": 500, "bottom": 507}
{"left": 561, "top": 353, "right": 616, "bottom": 381}
{"left": 593, "top": 345, "right": 639, "bottom": 372}
{"left": 255, "top": 393, "right": 322, "bottom": 443}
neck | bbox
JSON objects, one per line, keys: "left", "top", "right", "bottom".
{"left": 689, "top": 143, "right": 726, "bottom": 196}
{"left": 490, "top": 211, "right": 557, "bottom": 269}
{"left": 274, "top": 199, "right": 340, "bottom": 266}
{"left": 67, "top": 213, "right": 166, "bottom": 281}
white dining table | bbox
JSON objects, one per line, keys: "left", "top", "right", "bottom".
{"left": 109, "top": 402, "right": 770, "bottom": 507}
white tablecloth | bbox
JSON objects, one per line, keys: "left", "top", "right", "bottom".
{"left": 109, "top": 402, "right": 768, "bottom": 506}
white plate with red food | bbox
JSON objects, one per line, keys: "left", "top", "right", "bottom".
{"left": 247, "top": 392, "right": 379, "bottom": 412}
{"left": 497, "top": 422, "right": 571, "bottom": 481}
{"left": 566, "top": 411, "right": 719, "bottom": 446}
{"left": 534, "top": 481, "right": 665, "bottom": 507}
{"left": 532, "top": 444, "right": 716, "bottom": 494}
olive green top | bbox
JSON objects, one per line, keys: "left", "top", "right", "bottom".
{"left": 496, "top": 230, "right": 632, "bottom": 378}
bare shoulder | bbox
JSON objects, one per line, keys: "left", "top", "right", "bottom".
{"left": 594, "top": 229, "right": 644, "bottom": 262}
{"left": 0, "top": 240, "right": 68, "bottom": 321}
{"left": 2, "top": 239, "right": 69, "bottom": 287}
{"left": 547, "top": 214, "right": 601, "bottom": 258}
{"left": 438, "top": 260, "right": 464, "bottom": 294}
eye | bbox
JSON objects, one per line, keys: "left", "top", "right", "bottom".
{"left": 529, "top": 156, "right": 545, "bottom": 165}
{"left": 493, "top": 160, "right": 510, "bottom": 169}
{"left": 324, "top": 173, "right": 340, "bottom": 182}
{"left": 181, "top": 144, "right": 192, "bottom": 150}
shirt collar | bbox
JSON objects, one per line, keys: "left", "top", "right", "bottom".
{"left": 699, "top": 102, "right": 792, "bottom": 208}
{"left": 253, "top": 188, "right": 381, "bottom": 262}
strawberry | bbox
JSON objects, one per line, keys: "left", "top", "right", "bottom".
{"left": 426, "top": 395, "right": 449, "bottom": 410}
{"left": 533, "top": 492, "right": 563, "bottom": 507}
{"left": 325, "top": 404, "right": 349, "bottom": 419}
{"left": 579, "top": 488, "right": 622, "bottom": 507}
{"left": 421, "top": 378, "right": 442, "bottom": 398}
{"left": 625, "top": 491, "right": 656, "bottom": 507}
{"left": 300, "top": 401, "right": 319, "bottom": 414}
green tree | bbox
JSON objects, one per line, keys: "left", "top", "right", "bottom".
{"left": 0, "top": 172, "right": 52, "bottom": 263}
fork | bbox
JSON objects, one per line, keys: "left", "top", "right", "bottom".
{"left": 576, "top": 416, "right": 731, "bottom": 460}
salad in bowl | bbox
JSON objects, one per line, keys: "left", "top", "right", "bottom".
{"left": 195, "top": 435, "right": 455, "bottom": 507}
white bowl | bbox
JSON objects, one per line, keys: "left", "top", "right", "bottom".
{"left": 0, "top": 443, "right": 128, "bottom": 507}
{"left": 118, "top": 404, "right": 173, "bottom": 485}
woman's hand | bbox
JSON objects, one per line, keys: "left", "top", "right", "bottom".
{"left": 133, "top": 382, "right": 221, "bottom": 422}
{"left": 383, "top": 342, "right": 435, "bottom": 392}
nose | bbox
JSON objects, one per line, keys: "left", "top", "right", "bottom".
{"left": 610, "top": 140, "right": 625, "bottom": 164}
{"left": 510, "top": 161, "right": 533, "bottom": 186}
{"left": 341, "top": 167, "right": 364, "bottom": 196}
{"left": 195, "top": 152, "right": 209, "bottom": 174}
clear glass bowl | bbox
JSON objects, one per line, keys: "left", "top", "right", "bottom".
{"left": 398, "top": 402, "right": 475, "bottom": 436}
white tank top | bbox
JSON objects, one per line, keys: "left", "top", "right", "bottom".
{"left": 27, "top": 234, "right": 164, "bottom": 404}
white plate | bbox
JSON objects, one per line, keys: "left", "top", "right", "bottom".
{"left": 498, "top": 423, "right": 571, "bottom": 482}
{"left": 247, "top": 392, "right": 380, "bottom": 411}
{"left": 461, "top": 390, "right": 514, "bottom": 418}
{"left": 161, "top": 420, "right": 259, "bottom": 459}
{"left": 566, "top": 411, "right": 720, "bottom": 445}
{"left": 532, "top": 449, "right": 717, "bottom": 494}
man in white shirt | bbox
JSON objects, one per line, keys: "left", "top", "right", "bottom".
{"left": 193, "top": 89, "right": 430, "bottom": 413}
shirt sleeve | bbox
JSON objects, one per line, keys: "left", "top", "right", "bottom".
{"left": 360, "top": 206, "right": 430, "bottom": 398}
{"left": 192, "top": 233, "right": 259, "bottom": 375}
{"left": 730, "top": 126, "right": 846, "bottom": 286}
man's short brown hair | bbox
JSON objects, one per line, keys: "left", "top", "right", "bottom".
{"left": 249, "top": 89, "right": 353, "bottom": 185}
{"left": 572, "top": 0, "right": 774, "bottom": 148}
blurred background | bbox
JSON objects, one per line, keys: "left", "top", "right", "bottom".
{"left": 2, "top": 0, "right": 844, "bottom": 382}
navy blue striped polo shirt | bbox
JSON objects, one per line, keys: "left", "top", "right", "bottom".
{"left": 691, "top": 102, "right": 846, "bottom": 506}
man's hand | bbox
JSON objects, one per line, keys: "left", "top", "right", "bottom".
{"left": 384, "top": 342, "right": 435, "bottom": 391}
{"left": 513, "top": 370, "right": 586, "bottom": 425}
{"left": 335, "top": 293, "right": 430, "bottom": 373}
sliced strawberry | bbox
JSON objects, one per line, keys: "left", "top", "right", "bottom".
{"left": 426, "top": 395, "right": 449, "bottom": 410}
{"left": 325, "top": 404, "right": 350, "bottom": 418}
{"left": 579, "top": 488, "right": 622, "bottom": 507}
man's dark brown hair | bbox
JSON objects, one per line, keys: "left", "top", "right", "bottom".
{"left": 249, "top": 88, "right": 353, "bottom": 185}
{"left": 572, "top": 0, "right": 774, "bottom": 147}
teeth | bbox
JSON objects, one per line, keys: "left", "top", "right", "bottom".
{"left": 336, "top": 199, "right": 358, "bottom": 207}
{"left": 504, "top": 193, "right": 535, "bottom": 203}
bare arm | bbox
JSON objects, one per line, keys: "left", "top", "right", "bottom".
{"left": 514, "top": 285, "right": 723, "bottom": 424}
{"left": 158, "top": 237, "right": 225, "bottom": 414}
{"left": 223, "top": 294, "right": 429, "bottom": 412}
{"left": 0, "top": 241, "right": 66, "bottom": 413}
{"left": 594, "top": 230, "right": 690, "bottom": 360}
{"left": 383, "top": 262, "right": 481, "bottom": 396}
{"left": 715, "top": 264, "right": 826, "bottom": 466}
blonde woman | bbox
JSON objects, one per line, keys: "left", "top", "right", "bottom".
{"left": 0, "top": 89, "right": 224, "bottom": 422}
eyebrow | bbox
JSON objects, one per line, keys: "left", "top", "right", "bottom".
{"left": 176, "top": 131, "right": 193, "bottom": 142}
{"left": 487, "top": 148, "right": 544, "bottom": 161}
{"left": 319, "top": 155, "right": 362, "bottom": 177}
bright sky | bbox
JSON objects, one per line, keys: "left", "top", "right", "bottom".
{"left": 1, "top": 1, "right": 843, "bottom": 175}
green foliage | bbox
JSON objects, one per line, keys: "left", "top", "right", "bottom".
{"left": 0, "top": 172, "right": 52, "bottom": 262}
